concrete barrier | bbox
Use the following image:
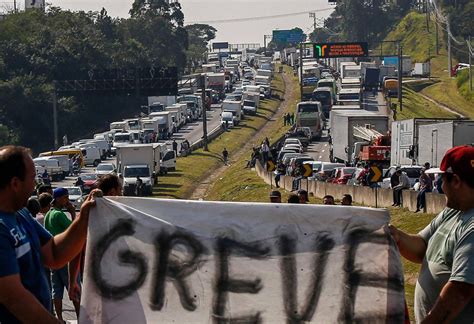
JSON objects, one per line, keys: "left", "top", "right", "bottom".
{"left": 254, "top": 168, "right": 445, "bottom": 214}
{"left": 402, "top": 190, "right": 418, "bottom": 212}
{"left": 377, "top": 188, "right": 394, "bottom": 208}
{"left": 425, "top": 193, "right": 446, "bottom": 214}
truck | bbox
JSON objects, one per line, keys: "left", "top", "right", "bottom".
{"left": 110, "top": 121, "right": 127, "bottom": 132}
{"left": 148, "top": 96, "right": 176, "bottom": 108}
{"left": 149, "top": 111, "right": 173, "bottom": 139}
{"left": 256, "top": 69, "right": 272, "bottom": 79}
{"left": 221, "top": 100, "right": 242, "bottom": 126}
{"left": 116, "top": 144, "right": 160, "bottom": 196}
{"left": 418, "top": 120, "right": 474, "bottom": 167}
{"left": 378, "top": 65, "right": 397, "bottom": 87}
{"left": 330, "top": 110, "right": 388, "bottom": 164}
{"left": 383, "top": 56, "right": 412, "bottom": 76}
{"left": 255, "top": 75, "right": 271, "bottom": 86}
{"left": 154, "top": 142, "right": 177, "bottom": 172}
{"left": 295, "top": 101, "right": 324, "bottom": 139}
{"left": 363, "top": 67, "right": 380, "bottom": 91}
{"left": 241, "top": 99, "right": 257, "bottom": 115}
{"left": 339, "top": 62, "right": 357, "bottom": 79}
{"left": 124, "top": 118, "right": 141, "bottom": 131}
{"left": 33, "top": 157, "right": 64, "bottom": 181}
{"left": 242, "top": 91, "right": 260, "bottom": 108}
{"left": 202, "top": 63, "right": 218, "bottom": 73}
{"left": 177, "top": 95, "right": 202, "bottom": 119}
{"left": 342, "top": 65, "right": 361, "bottom": 79}
{"left": 390, "top": 118, "right": 460, "bottom": 166}
{"left": 206, "top": 73, "right": 225, "bottom": 97}
{"left": 411, "top": 62, "right": 431, "bottom": 77}
{"left": 311, "top": 87, "right": 333, "bottom": 118}
{"left": 351, "top": 126, "right": 391, "bottom": 167}
{"left": 165, "top": 105, "right": 186, "bottom": 128}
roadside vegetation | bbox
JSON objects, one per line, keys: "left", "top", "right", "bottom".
{"left": 383, "top": 11, "right": 473, "bottom": 119}
{"left": 154, "top": 65, "right": 288, "bottom": 199}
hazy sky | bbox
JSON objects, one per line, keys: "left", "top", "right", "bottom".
{"left": 41, "top": 0, "right": 335, "bottom": 44}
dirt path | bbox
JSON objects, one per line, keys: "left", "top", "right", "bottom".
{"left": 189, "top": 71, "right": 296, "bottom": 200}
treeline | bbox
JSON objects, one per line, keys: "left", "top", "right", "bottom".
{"left": 0, "top": 1, "right": 215, "bottom": 153}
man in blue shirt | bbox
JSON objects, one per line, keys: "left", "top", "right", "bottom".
{"left": 0, "top": 146, "right": 97, "bottom": 323}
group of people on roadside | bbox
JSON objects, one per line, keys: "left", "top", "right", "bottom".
{"left": 269, "top": 190, "right": 353, "bottom": 207}
{"left": 283, "top": 112, "right": 295, "bottom": 126}
{"left": 0, "top": 144, "right": 472, "bottom": 323}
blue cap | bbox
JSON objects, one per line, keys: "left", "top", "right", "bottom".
{"left": 53, "top": 187, "right": 68, "bottom": 200}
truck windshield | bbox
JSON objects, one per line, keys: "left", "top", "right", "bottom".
{"left": 128, "top": 120, "right": 140, "bottom": 130}
{"left": 339, "top": 93, "right": 360, "bottom": 100}
{"left": 312, "top": 92, "right": 331, "bottom": 105}
{"left": 150, "top": 103, "right": 164, "bottom": 112}
{"left": 298, "top": 104, "right": 319, "bottom": 113}
{"left": 114, "top": 134, "right": 130, "bottom": 142}
{"left": 318, "top": 82, "right": 333, "bottom": 88}
{"left": 124, "top": 167, "right": 150, "bottom": 177}
{"left": 243, "top": 100, "right": 255, "bottom": 107}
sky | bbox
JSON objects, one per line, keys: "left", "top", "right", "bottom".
{"left": 33, "top": 0, "right": 335, "bottom": 44}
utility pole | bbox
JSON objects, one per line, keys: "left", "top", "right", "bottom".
{"left": 469, "top": 36, "right": 472, "bottom": 91}
{"left": 13, "top": 0, "right": 16, "bottom": 12}
{"left": 299, "top": 42, "right": 304, "bottom": 100}
{"left": 447, "top": 16, "right": 452, "bottom": 77}
{"left": 52, "top": 82, "right": 59, "bottom": 149}
{"left": 309, "top": 12, "right": 317, "bottom": 31}
{"left": 398, "top": 42, "right": 403, "bottom": 111}
{"left": 425, "top": 0, "right": 430, "bottom": 32}
{"left": 200, "top": 74, "right": 208, "bottom": 151}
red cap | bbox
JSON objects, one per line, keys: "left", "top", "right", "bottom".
{"left": 425, "top": 145, "right": 474, "bottom": 176}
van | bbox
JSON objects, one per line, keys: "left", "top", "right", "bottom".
{"left": 39, "top": 149, "right": 84, "bottom": 168}
{"left": 78, "top": 145, "right": 102, "bottom": 167}
{"left": 85, "top": 139, "right": 110, "bottom": 159}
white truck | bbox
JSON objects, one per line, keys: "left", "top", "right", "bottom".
{"left": 339, "top": 62, "right": 357, "bottom": 79}
{"left": 342, "top": 65, "right": 361, "bottom": 79}
{"left": 110, "top": 121, "right": 127, "bottom": 132}
{"left": 390, "top": 118, "right": 460, "bottom": 166}
{"left": 154, "top": 143, "right": 177, "bottom": 173}
{"left": 256, "top": 69, "right": 272, "bottom": 79}
{"left": 149, "top": 111, "right": 173, "bottom": 140}
{"left": 116, "top": 144, "right": 160, "bottom": 196}
{"left": 330, "top": 110, "right": 388, "bottom": 164}
{"left": 411, "top": 62, "right": 430, "bottom": 77}
{"left": 255, "top": 75, "right": 271, "bottom": 86}
{"left": 221, "top": 100, "right": 242, "bottom": 126}
{"left": 166, "top": 104, "right": 187, "bottom": 127}
{"left": 148, "top": 96, "right": 176, "bottom": 107}
{"left": 242, "top": 91, "right": 260, "bottom": 108}
{"left": 295, "top": 101, "right": 324, "bottom": 140}
{"left": 206, "top": 72, "right": 225, "bottom": 95}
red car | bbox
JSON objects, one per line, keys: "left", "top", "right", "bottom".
{"left": 76, "top": 173, "right": 98, "bottom": 193}
{"left": 330, "top": 167, "right": 357, "bottom": 185}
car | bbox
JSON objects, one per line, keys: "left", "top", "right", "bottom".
{"left": 380, "top": 165, "right": 423, "bottom": 189}
{"left": 286, "top": 130, "right": 311, "bottom": 147}
{"left": 314, "top": 162, "right": 345, "bottom": 181}
{"left": 64, "top": 186, "right": 85, "bottom": 210}
{"left": 284, "top": 138, "right": 303, "bottom": 147}
{"left": 329, "top": 167, "right": 357, "bottom": 184}
{"left": 288, "top": 156, "right": 314, "bottom": 176}
{"left": 346, "top": 168, "right": 365, "bottom": 186}
{"left": 95, "top": 162, "right": 116, "bottom": 176}
{"left": 277, "top": 150, "right": 297, "bottom": 161}
{"left": 282, "top": 153, "right": 304, "bottom": 167}
{"left": 283, "top": 144, "right": 303, "bottom": 153}
{"left": 78, "top": 173, "right": 98, "bottom": 193}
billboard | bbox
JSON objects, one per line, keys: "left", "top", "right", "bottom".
{"left": 25, "top": 0, "right": 45, "bottom": 9}
{"left": 313, "top": 42, "right": 369, "bottom": 58}
{"left": 272, "top": 30, "right": 305, "bottom": 44}
{"left": 212, "top": 42, "right": 229, "bottom": 50}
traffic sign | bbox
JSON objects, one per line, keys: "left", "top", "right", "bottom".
{"left": 313, "top": 42, "right": 368, "bottom": 58}
{"left": 267, "top": 161, "right": 276, "bottom": 172}
{"left": 369, "top": 166, "right": 382, "bottom": 183}
{"left": 302, "top": 164, "right": 313, "bottom": 178}
{"left": 212, "top": 42, "right": 229, "bottom": 50}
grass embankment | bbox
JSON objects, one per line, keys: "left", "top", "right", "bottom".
{"left": 205, "top": 66, "right": 300, "bottom": 201}
{"left": 382, "top": 11, "right": 474, "bottom": 118}
{"left": 153, "top": 65, "right": 286, "bottom": 199}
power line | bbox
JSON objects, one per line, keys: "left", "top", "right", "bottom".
{"left": 186, "top": 7, "right": 333, "bottom": 24}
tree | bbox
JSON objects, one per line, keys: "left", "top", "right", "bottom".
{"left": 185, "top": 24, "right": 217, "bottom": 70}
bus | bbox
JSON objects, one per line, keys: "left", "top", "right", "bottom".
{"left": 295, "top": 101, "right": 324, "bottom": 139}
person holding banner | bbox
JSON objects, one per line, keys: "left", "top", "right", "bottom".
{"left": 390, "top": 146, "right": 474, "bottom": 323}
{"left": 0, "top": 146, "right": 98, "bottom": 323}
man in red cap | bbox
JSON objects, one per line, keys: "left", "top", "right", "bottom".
{"left": 390, "top": 145, "right": 474, "bottom": 323}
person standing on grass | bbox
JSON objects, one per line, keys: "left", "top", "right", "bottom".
{"left": 389, "top": 146, "right": 474, "bottom": 323}
{"left": 0, "top": 146, "right": 97, "bottom": 323}
{"left": 222, "top": 148, "right": 229, "bottom": 166}
{"left": 392, "top": 168, "right": 410, "bottom": 207}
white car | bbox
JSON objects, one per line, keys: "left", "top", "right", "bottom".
{"left": 380, "top": 165, "right": 423, "bottom": 189}
{"left": 95, "top": 162, "right": 116, "bottom": 176}
{"left": 284, "top": 138, "right": 303, "bottom": 148}
{"left": 64, "top": 186, "right": 84, "bottom": 210}
{"left": 283, "top": 144, "right": 303, "bottom": 153}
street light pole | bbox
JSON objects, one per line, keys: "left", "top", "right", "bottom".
{"left": 201, "top": 74, "right": 208, "bottom": 151}
{"left": 398, "top": 42, "right": 403, "bottom": 111}
{"left": 52, "top": 82, "right": 59, "bottom": 149}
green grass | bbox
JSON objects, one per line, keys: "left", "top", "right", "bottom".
{"left": 391, "top": 85, "right": 457, "bottom": 120}
{"left": 153, "top": 65, "right": 287, "bottom": 199}
{"left": 382, "top": 11, "right": 474, "bottom": 118}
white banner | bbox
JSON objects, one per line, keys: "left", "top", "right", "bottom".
{"left": 80, "top": 198, "right": 405, "bottom": 323}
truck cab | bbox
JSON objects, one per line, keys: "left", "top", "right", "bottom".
{"left": 121, "top": 164, "right": 153, "bottom": 196}
{"left": 312, "top": 87, "right": 333, "bottom": 118}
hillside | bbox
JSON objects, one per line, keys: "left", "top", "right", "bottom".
{"left": 382, "top": 11, "right": 473, "bottom": 118}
